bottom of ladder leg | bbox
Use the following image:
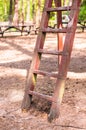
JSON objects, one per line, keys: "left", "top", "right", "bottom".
{"left": 21, "top": 94, "right": 32, "bottom": 112}
{"left": 48, "top": 102, "right": 60, "bottom": 123}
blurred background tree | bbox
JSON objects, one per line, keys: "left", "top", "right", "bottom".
{"left": 79, "top": 0, "right": 86, "bottom": 22}
{"left": 0, "top": 0, "right": 85, "bottom": 25}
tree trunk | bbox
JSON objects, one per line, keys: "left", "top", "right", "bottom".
{"left": 13, "top": 0, "right": 19, "bottom": 26}
{"left": 21, "top": 0, "right": 24, "bottom": 25}
{"left": 36, "top": 0, "right": 41, "bottom": 27}
{"left": 8, "top": 0, "right": 13, "bottom": 25}
{"left": 63, "top": 0, "right": 66, "bottom": 6}
{"left": 26, "top": 0, "right": 30, "bottom": 24}
{"left": 32, "top": 0, "right": 36, "bottom": 24}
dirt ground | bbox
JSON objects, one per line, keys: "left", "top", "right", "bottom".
{"left": 0, "top": 31, "right": 86, "bottom": 130}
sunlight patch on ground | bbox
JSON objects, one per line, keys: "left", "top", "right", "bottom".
{"left": 74, "top": 43, "right": 86, "bottom": 50}
{"left": 8, "top": 89, "right": 24, "bottom": 102}
{"left": 67, "top": 72, "right": 86, "bottom": 79}
{"left": 0, "top": 67, "right": 27, "bottom": 77}
{"left": 0, "top": 50, "right": 32, "bottom": 63}
{"left": 0, "top": 66, "right": 86, "bottom": 80}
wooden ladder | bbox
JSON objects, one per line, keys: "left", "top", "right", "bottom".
{"left": 22, "top": 0, "right": 81, "bottom": 122}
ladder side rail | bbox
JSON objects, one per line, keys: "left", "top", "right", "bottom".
{"left": 21, "top": 0, "right": 53, "bottom": 111}
{"left": 58, "top": 0, "right": 82, "bottom": 79}
{"left": 48, "top": 0, "right": 82, "bottom": 122}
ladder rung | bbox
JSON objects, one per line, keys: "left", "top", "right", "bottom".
{"left": 33, "top": 70, "right": 58, "bottom": 78}
{"left": 45, "top": 6, "right": 72, "bottom": 12}
{"left": 38, "top": 49, "right": 63, "bottom": 55}
{"left": 42, "top": 28, "right": 67, "bottom": 33}
{"left": 29, "top": 90, "right": 53, "bottom": 102}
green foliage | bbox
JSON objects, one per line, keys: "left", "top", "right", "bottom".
{"left": 79, "top": 0, "right": 86, "bottom": 21}
{"left": 0, "top": 0, "right": 9, "bottom": 21}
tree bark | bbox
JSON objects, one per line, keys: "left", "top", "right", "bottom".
{"left": 8, "top": 0, "right": 13, "bottom": 25}
{"left": 21, "top": 0, "right": 24, "bottom": 25}
{"left": 36, "top": 0, "right": 41, "bottom": 27}
{"left": 32, "top": 0, "right": 36, "bottom": 24}
{"left": 63, "top": 0, "right": 66, "bottom": 6}
{"left": 13, "top": 0, "right": 19, "bottom": 26}
{"left": 26, "top": 0, "right": 30, "bottom": 24}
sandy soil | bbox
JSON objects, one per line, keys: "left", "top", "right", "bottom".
{"left": 0, "top": 32, "right": 86, "bottom": 130}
